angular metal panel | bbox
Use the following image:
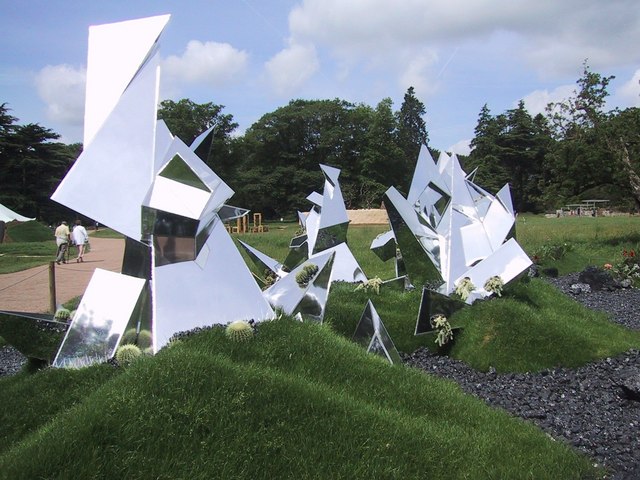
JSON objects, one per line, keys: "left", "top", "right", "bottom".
{"left": 190, "top": 124, "right": 215, "bottom": 161}
{"left": 317, "top": 164, "right": 349, "bottom": 230}
{"left": 450, "top": 238, "right": 532, "bottom": 301}
{"left": 352, "top": 300, "right": 402, "bottom": 364}
{"left": 51, "top": 47, "right": 161, "bottom": 241}
{"left": 283, "top": 234, "right": 309, "bottom": 272}
{"left": 84, "top": 14, "right": 170, "bottom": 146}
{"left": 370, "top": 230, "right": 396, "bottom": 262}
{"left": 311, "top": 242, "right": 366, "bottom": 283}
{"left": 313, "top": 222, "right": 349, "bottom": 254}
{"left": 0, "top": 311, "right": 68, "bottom": 361}
{"left": 53, "top": 269, "right": 146, "bottom": 368}
{"left": 153, "top": 219, "right": 274, "bottom": 350}
{"left": 262, "top": 251, "right": 335, "bottom": 323}
{"left": 414, "top": 288, "right": 466, "bottom": 335}
{"left": 306, "top": 191, "right": 323, "bottom": 208}
{"left": 383, "top": 188, "right": 442, "bottom": 287}
{"left": 238, "top": 239, "right": 285, "bottom": 278}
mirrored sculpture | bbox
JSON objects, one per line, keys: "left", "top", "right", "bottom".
{"left": 372, "top": 145, "right": 532, "bottom": 304}
{"left": 240, "top": 164, "right": 366, "bottom": 285}
{"left": 48, "top": 15, "right": 274, "bottom": 366}
{"left": 262, "top": 251, "right": 335, "bottom": 323}
{"left": 352, "top": 300, "right": 401, "bottom": 364}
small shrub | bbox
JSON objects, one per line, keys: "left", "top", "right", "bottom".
{"left": 115, "top": 344, "right": 142, "bottom": 366}
{"left": 54, "top": 308, "right": 71, "bottom": 322}
{"left": 295, "top": 263, "right": 319, "bottom": 288}
{"left": 454, "top": 277, "right": 475, "bottom": 302}
{"left": 225, "top": 320, "right": 255, "bottom": 343}
{"left": 609, "top": 249, "right": 640, "bottom": 286}
{"left": 354, "top": 277, "right": 383, "bottom": 295}
{"left": 484, "top": 276, "right": 504, "bottom": 297}
{"left": 533, "top": 241, "right": 574, "bottom": 262}
{"left": 430, "top": 314, "right": 453, "bottom": 347}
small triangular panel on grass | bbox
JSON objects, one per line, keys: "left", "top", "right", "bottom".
{"left": 53, "top": 269, "right": 146, "bottom": 368}
{"left": 238, "top": 239, "right": 285, "bottom": 279}
{"left": 353, "top": 300, "right": 402, "bottom": 364}
{"left": 415, "top": 288, "right": 466, "bottom": 335}
{"left": 263, "top": 251, "right": 335, "bottom": 323}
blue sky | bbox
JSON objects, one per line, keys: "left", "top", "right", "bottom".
{"left": 1, "top": 0, "right": 639, "bottom": 154}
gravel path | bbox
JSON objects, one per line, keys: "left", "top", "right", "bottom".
{"left": 1, "top": 273, "right": 638, "bottom": 477}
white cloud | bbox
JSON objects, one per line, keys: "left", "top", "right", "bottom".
{"left": 448, "top": 139, "right": 471, "bottom": 156}
{"left": 163, "top": 40, "right": 248, "bottom": 86}
{"left": 616, "top": 69, "right": 640, "bottom": 107}
{"left": 264, "top": 42, "right": 319, "bottom": 96}
{"left": 34, "top": 64, "right": 86, "bottom": 126}
{"left": 398, "top": 51, "right": 439, "bottom": 95}
{"left": 287, "top": 0, "right": 640, "bottom": 81}
{"left": 522, "top": 84, "right": 575, "bottom": 116}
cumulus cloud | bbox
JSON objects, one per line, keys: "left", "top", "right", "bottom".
{"left": 34, "top": 64, "right": 86, "bottom": 126}
{"left": 522, "top": 84, "right": 575, "bottom": 116}
{"left": 264, "top": 42, "right": 319, "bottom": 96}
{"left": 163, "top": 40, "right": 248, "bottom": 86}
{"left": 287, "top": 0, "right": 640, "bottom": 80}
{"left": 448, "top": 139, "right": 472, "bottom": 156}
{"left": 616, "top": 69, "right": 640, "bottom": 107}
{"left": 398, "top": 51, "right": 439, "bottom": 95}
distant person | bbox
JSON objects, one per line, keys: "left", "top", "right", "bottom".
{"left": 54, "top": 221, "right": 70, "bottom": 265}
{"left": 72, "top": 220, "right": 89, "bottom": 263}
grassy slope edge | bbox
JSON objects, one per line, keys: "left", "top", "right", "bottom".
{"left": 0, "top": 319, "right": 599, "bottom": 479}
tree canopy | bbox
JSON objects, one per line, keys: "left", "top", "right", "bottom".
{"left": 3, "top": 65, "right": 639, "bottom": 226}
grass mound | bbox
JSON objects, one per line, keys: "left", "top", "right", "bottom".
{"left": 449, "top": 279, "right": 640, "bottom": 372}
{"left": 4, "top": 221, "right": 51, "bottom": 243}
{"left": 326, "top": 278, "right": 640, "bottom": 372}
{"left": 0, "top": 319, "right": 599, "bottom": 479}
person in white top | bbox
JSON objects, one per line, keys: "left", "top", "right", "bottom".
{"left": 71, "top": 220, "right": 89, "bottom": 263}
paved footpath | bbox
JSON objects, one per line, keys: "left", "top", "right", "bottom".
{"left": 0, "top": 236, "right": 125, "bottom": 314}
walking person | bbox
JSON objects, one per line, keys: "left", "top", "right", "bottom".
{"left": 54, "top": 221, "right": 70, "bottom": 264}
{"left": 72, "top": 220, "right": 89, "bottom": 263}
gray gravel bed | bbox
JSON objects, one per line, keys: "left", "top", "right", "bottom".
{"left": 405, "top": 276, "right": 640, "bottom": 479}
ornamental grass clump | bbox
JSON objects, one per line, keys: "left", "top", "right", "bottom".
{"left": 295, "top": 263, "right": 318, "bottom": 288}
{"left": 454, "top": 277, "right": 475, "bottom": 302}
{"left": 430, "top": 314, "right": 453, "bottom": 347}
{"left": 484, "top": 276, "right": 504, "bottom": 297}
{"left": 115, "top": 344, "right": 142, "bottom": 366}
{"left": 225, "top": 320, "right": 255, "bottom": 343}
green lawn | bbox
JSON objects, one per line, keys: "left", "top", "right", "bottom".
{"left": 0, "top": 319, "right": 602, "bottom": 479}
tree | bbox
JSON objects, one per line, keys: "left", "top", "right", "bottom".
{"left": 467, "top": 102, "right": 553, "bottom": 212}
{"left": 396, "top": 87, "right": 428, "bottom": 191}
{"left": 360, "top": 98, "right": 404, "bottom": 207}
{"left": 466, "top": 104, "right": 510, "bottom": 194}
{"left": 0, "top": 110, "right": 78, "bottom": 221}
{"left": 546, "top": 62, "right": 640, "bottom": 210}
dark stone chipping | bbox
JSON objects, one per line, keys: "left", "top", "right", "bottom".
{"left": 405, "top": 274, "right": 640, "bottom": 478}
